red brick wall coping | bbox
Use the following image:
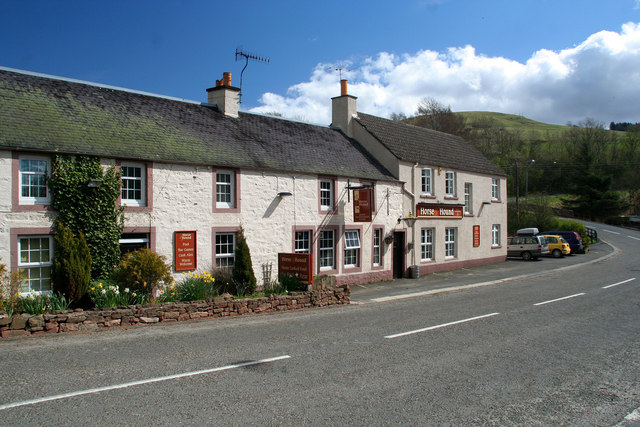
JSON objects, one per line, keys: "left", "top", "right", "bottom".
{"left": 0, "top": 287, "right": 350, "bottom": 339}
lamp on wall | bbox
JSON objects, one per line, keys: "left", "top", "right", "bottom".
{"left": 87, "top": 178, "right": 103, "bottom": 188}
{"left": 277, "top": 191, "right": 292, "bottom": 197}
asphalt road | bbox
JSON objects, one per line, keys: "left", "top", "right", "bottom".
{"left": 0, "top": 222, "right": 639, "bottom": 426}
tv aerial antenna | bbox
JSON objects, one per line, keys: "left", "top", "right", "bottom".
{"left": 235, "top": 47, "right": 270, "bottom": 103}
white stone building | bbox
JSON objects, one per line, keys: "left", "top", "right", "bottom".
{"left": 0, "top": 66, "right": 506, "bottom": 293}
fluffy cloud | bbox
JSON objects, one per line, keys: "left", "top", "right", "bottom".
{"left": 250, "top": 22, "right": 640, "bottom": 125}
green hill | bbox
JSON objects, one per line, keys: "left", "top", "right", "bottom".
{"left": 458, "top": 111, "right": 571, "bottom": 142}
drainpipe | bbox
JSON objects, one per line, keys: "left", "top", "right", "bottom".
{"left": 400, "top": 163, "right": 419, "bottom": 272}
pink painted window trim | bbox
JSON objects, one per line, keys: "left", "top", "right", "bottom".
{"left": 121, "top": 226, "right": 157, "bottom": 252}
{"left": 212, "top": 226, "right": 240, "bottom": 270}
{"left": 213, "top": 170, "right": 241, "bottom": 213}
{"left": 116, "top": 160, "right": 154, "bottom": 213}
{"left": 12, "top": 152, "right": 52, "bottom": 212}
{"left": 316, "top": 225, "right": 339, "bottom": 275}
{"left": 371, "top": 226, "right": 385, "bottom": 270}
{"left": 317, "top": 177, "right": 338, "bottom": 214}
{"left": 10, "top": 227, "right": 54, "bottom": 272}
{"left": 343, "top": 225, "right": 363, "bottom": 273}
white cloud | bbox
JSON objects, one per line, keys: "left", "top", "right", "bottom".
{"left": 250, "top": 22, "right": 640, "bottom": 126}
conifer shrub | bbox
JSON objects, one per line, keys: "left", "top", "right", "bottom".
{"left": 232, "top": 227, "right": 256, "bottom": 296}
{"left": 113, "top": 248, "right": 173, "bottom": 295}
{"left": 52, "top": 221, "right": 92, "bottom": 304}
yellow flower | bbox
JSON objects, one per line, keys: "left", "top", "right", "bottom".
{"left": 90, "top": 287, "right": 95, "bottom": 291}
{"left": 97, "top": 283, "right": 103, "bottom": 288}
{"left": 132, "top": 292, "right": 137, "bottom": 297}
{"left": 143, "top": 282, "right": 147, "bottom": 287}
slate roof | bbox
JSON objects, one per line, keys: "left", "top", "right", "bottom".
{"left": 0, "top": 68, "right": 395, "bottom": 181}
{"left": 355, "top": 112, "right": 505, "bottom": 177}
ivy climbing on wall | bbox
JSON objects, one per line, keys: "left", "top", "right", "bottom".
{"left": 49, "top": 155, "right": 124, "bottom": 279}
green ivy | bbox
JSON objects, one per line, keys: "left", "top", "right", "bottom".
{"left": 49, "top": 155, "right": 124, "bottom": 279}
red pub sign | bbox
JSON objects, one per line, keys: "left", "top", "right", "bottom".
{"left": 278, "top": 253, "right": 313, "bottom": 285}
{"left": 175, "top": 231, "right": 197, "bottom": 271}
{"left": 473, "top": 225, "right": 481, "bottom": 247}
{"left": 415, "top": 203, "right": 464, "bottom": 219}
{"left": 353, "top": 189, "right": 372, "bottom": 222}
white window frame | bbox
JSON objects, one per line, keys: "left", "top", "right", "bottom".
{"left": 18, "top": 235, "right": 53, "bottom": 294}
{"left": 445, "top": 227, "right": 457, "bottom": 259}
{"left": 421, "top": 228, "right": 434, "bottom": 261}
{"left": 344, "top": 230, "right": 361, "bottom": 268}
{"left": 294, "top": 230, "right": 311, "bottom": 254}
{"left": 319, "top": 230, "right": 335, "bottom": 270}
{"left": 121, "top": 162, "right": 146, "bottom": 207}
{"left": 372, "top": 228, "right": 382, "bottom": 266}
{"left": 445, "top": 171, "right": 456, "bottom": 197}
{"left": 216, "top": 171, "right": 235, "bottom": 209}
{"left": 464, "top": 183, "right": 473, "bottom": 214}
{"left": 320, "top": 179, "right": 334, "bottom": 211}
{"left": 215, "top": 232, "right": 236, "bottom": 270}
{"left": 492, "top": 178, "right": 500, "bottom": 201}
{"left": 19, "top": 156, "right": 50, "bottom": 205}
{"left": 492, "top": 224, "right": 501, "bottom": 247}
{"left": 421, "top": 168, "right": 432, "bottom": 195}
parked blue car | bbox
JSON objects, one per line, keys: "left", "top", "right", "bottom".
{"left": 540, "top": 230, "right": 585, "bottom": 254}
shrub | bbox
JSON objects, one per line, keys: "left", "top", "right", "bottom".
{"left": 52, "top": 222, "right": 92, "bottom": 304}
{"left": 278, "top": 273, "right": 306, "bottom": 292}
{"left": 211, "top": 269, "right": 235, "bottom": 295}
{"left": 88, "top": 279, "right": 147, "bottom": 308}
{"left": 19, "top": 291, "right": 72, "bottom": 314}
{"left": 174, "top": 271, "right": 217, "bottom": 301}
{"left": 0, "top": 262, "right": 23, "bottom": 316}
{"left": 112, "top": 248, "right": 173, "bottom": 295}
{"left": 232, "top": 227, "right": 256, "bottom": 296}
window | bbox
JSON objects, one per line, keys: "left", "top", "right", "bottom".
{"left": 445, "top": 171, "right": 456, "bottom": 197}
{"left": 215, "top": 232, "right": 235, "bottom": 270}
{"left": 464, "top": 183, "right": 473, "bottom": 214}
{"left": 121, "top": 162, "right": 146, "bottom": 206}
{"left": 319, "top": 230, "right": 335, "bottom": 270}
{"left": 373, "top": 228, "right": 382, "bottom": 266}
{"left": 492, "top": 225, "right": 501, "bottom": 247}
{"left": 445, "top": 228, "right": 456, "bottom": 258}
{"left": 320, "top": 179, "right": 334, "bottom": 211}
{"left": 19, "top": 156, "right": 50, "bottom": 205}
{"left": 421, "top": 168, "right": 432, "bottom": 195}
{"left": 344, "top": 230, "right": 361, "bottom": 268}
{"left": 294, "top": 230, "right": 311, "bottom": 254}
{"left": 421, "top": 228, "right": 434, "bottom": 261}
{"left": 492, "top": 178, "right": 500, "bottom": 201}
{"left": 216, "top": 171, "right": 235, "bottom": 209}
{"left": 119, "top": 233, "right": 149, "bottom": 255}
{"left": 18, "top": 235, "right": 53, "bottom": 293}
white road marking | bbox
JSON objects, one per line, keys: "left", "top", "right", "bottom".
{"left": 534, "top": 293, "right": 585, "bottom": 306}
{"left": 616, "top": 406, "right": 640, "bottom": 426}
{"left": 602, "top": 278, "right": 637, "bottom": 289}
{"left": 0, "top": 355, "right": 291, "bottom": 411}
{"left": 602, "top": 229, "right": 621, "bottom": 235}
{"left": 627, "top": 235, "right": 640, "bottom": 241}
{"left": 384, "top": 313, "right": 500, "bottom": 339}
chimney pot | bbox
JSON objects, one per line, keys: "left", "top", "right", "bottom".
{"left": 223, "top": 72, "right": 232, "bottom": 86}
{"left": 340, "top": 79, "right": 348, "bottom": 96}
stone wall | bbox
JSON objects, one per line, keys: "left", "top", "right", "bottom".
{"left": 0, "top": 286, "right": 350, "bottom": 339}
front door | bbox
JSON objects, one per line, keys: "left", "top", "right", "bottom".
{"left": 393, "top": 231, "right": 405, "bottom": 279}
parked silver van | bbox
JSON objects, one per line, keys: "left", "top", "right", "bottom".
{"left": 507, "top": 235, "right": 550, "bottom": 261}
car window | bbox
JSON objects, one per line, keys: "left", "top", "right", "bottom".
{"left": 547, "top": 237, "right": 557, "bottom": 243}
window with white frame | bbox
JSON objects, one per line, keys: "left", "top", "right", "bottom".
{"left": 421, "top": 228, "right": 434, "bottom": 261}
{"left": 319, "top": 230, "right": 335, "bottom": 270}
{"left": 464, "top": 183, "right": 473, "bottom": 214}
{"left": 215, "top": 232, "right": 235, "bottom": 270}
{"left": 19, "top": 156, "right": 50, "bottom": 205}
{"left": 492, "top": 178, "right": 500, "bottom": 201}
{"left": 294, "top": 230, "right": 311, "bottom": 254}
{"left": 445, "top": 227, "right": 457, "bottom": 258}
{"left": 492, "top": 224, "right": 501, "bottom": 247}
{"left": 445, "top": 171, "right": 456, "bottom": 197}
{"left": 18, "top": 235, "right": 53, "bottom": 293}
{"left": 216, "top": 171, "right": 235, "bottom": 209}
{"left": 320, "top": 179, "right": 334, "bottom": 211}
{"left": 373, "top": 228, "right": 382, "bottom": 266}
{"left": 344, "top": 230, "right": 361, "bottom": 268}
{"left": 121, "top": 162, "right": 146, "bottom": 206}
{"left": 421, "top": 168, "right": 432, "bottom": 195}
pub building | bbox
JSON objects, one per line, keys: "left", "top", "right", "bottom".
{"left": 0, "top": 66, "right": 506, "bottom": 294}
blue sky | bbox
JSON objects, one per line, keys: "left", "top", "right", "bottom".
{"left": 2, "top": 0, "right": 640, "bottom": 125}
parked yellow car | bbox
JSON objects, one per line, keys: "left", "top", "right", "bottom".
{"left": 542, "top": 234, "right": 571, "bottom": 258}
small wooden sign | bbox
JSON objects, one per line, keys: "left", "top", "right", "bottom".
{"left": 473, "top": 225, "right": 480, "bottom": 247}
{"left": 175, "top": 231, "right": 197, "bottom": 271}
{"left": 354, "top": 189, "right": 372, "bottom": 222}
{"left": 278, "top": 253, "right": 313, "bottom": 285}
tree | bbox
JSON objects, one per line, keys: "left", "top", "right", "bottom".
{"left": 413, "top": 97, "right": 467, "bottom": 138}
{"left": 232, "top": 227, "right": 256, "bottom": 296}
{"left": 52, "top": 222, "right": 92, "bottom": 304}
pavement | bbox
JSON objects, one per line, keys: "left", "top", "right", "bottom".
{"left": 350, "top": 240, "right": 616, "bottom": 304}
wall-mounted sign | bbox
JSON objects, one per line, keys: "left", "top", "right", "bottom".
{"left": 175, "top": 231, "right": 197, "bottom": 271}
{"left": 353, "top": 189, "right": 372, "bottom": 222}
{"left": 278, "top": 253, "right": 313, "bottom": 285}
{"left": 473, "top": 225, "right": 480, "bottom": 247}
{"left": 415, "top": 203, "right": 464, "bottom": 219}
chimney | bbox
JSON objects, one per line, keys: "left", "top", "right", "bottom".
{"left": 206, "top": 72, "right": 240, "bottom": 118}
{"left": 331, "top": 79, "right": 357, "bottom": 137}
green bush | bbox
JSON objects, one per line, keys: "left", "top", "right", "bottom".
{"left": 0, "top": 261, "right": 22, "bottom": 316}
{"left": 88, "top": 279, "right": 147, "bottom": 308}
{"left": 278, "top": 273, "right": 306, "bottom": 292}
{"left": 52, "top": 222, "right": 92, "bottom": 304}
{"left": 19, "top": 292, "right": 72, "bottom": 314}
{"left": 174, "top": 271, "right": 217, "bottom": 301}
{"left": 112, "top": 248, "right": 173, "bottom": 295}
{"left": 232, "top": 227, "right": 256, "bottom": 296}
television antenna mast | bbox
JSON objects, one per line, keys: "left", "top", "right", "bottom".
{"left": 235, "top": 47, "right": 270, "bottom": 103}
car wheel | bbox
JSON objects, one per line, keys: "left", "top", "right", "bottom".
{"left": 522, "top": 251, "right": 532, "bottom": 261}
{"left": 552, "top": 249, "right": 562, "bottom": 258}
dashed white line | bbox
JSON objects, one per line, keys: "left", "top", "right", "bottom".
{"left": 384, "top": 312, "right": 500, "bottom": 339}
{"left": 627, "top": 235, "right": 640, "bottom": 241}
{"left": 0, "top": 355, "right": 291, "bottom": 411}
{"left": 534, "top": 293, "right": 585, "bottom": 306}
{"left": 602, "top": 278, "right": 637, "bottom": 289}
{"left": 602, "top": 229, "right": 621, "bottom": 235}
